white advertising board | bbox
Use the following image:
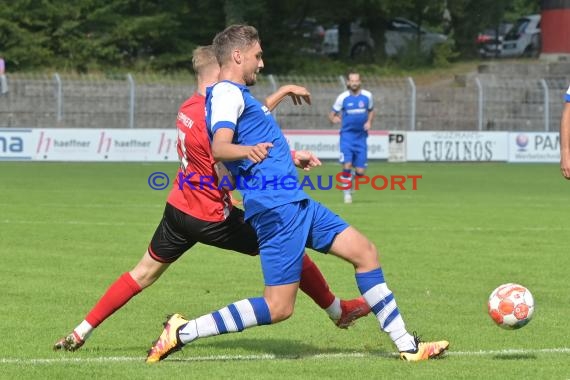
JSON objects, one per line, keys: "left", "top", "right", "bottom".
{"left": 0, "top": 128, "right": 179, "bottom": 162}
{"left": 6, "top": 129, "right": 560, "bottom": 164}
{"left": 508, "top": 132, "right": 560, "bottom": 163}
{"left": 283, "top": 130, "right": 389, "bottom": 160}
{"left": 406, "top": 131, "right": 509, "bottom": 162}
{"left": 0, "top": 128, "right": 35, "bottom": 160}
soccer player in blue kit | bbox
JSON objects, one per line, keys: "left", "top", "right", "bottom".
{"left": 329, "top": 70, "right": 375, "bottom": 203}
{"left": 146, "top": 25, "right": 449, "bottom": 363}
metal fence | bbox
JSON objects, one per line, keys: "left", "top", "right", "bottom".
{"left": 0, "top": 71, "right": 568, "bottom": 131}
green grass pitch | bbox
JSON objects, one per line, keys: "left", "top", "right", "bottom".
{"left": 0, "top": 161, "right": 569, "bottom": 379}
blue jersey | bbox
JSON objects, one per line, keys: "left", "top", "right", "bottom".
{"left": 566, "top": 85, "right": 570, "bottom": 102}
{"left": 206, "top": 80, "right": 309, "bottom": 220}
{"left": 331, "top": 90, "right": 374, "bottom": 138}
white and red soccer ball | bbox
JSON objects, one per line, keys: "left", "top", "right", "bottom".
{"left": 488, "top": 283, "right": 534, "bottom": 330}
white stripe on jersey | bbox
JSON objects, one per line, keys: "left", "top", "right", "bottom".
{"left": 332, "top": 90, "right": 350, "bottom": 112}
{"left": 210, "top": 82, "right": 245, "bottom": 132}
{"left": 332, "top": 89, "right": 374, "bottom": 112}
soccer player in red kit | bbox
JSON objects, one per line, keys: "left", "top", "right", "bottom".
{"left": 53, "top": 45, "right": 369, "bottom": 352}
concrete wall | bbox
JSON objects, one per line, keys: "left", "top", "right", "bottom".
{"left": 1, "top": 62, "right": 569, "bottom": 131}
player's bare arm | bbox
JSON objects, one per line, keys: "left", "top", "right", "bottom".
{"left": 265, "top": 85, "right": 311, "bottom": 111}
{"left": 560, "top": 102, "right": 570, "bottom": 179}
{"left": 211, "top": 128, "right": 272, "bottom": 163}
{"left": 364, "top": 110, "right": 375, "bottom": 131}
{"left": 329, "top": 111, "right": 341, "bottom": 124}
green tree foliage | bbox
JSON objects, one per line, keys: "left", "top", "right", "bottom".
{"left": 0, "top": 0, "right": 543, "bottom": 73}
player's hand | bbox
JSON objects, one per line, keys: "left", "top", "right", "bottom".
{"left": 561, "top": 154, "right": 570, "bottom": 180}
{"left": 294, "top": 150, "right": 321, "bottom": 171}
{"left": 284, "top": 85, "right": 311, "bottom": 106}
{"left": 364, "top": 121, "right": 372, "bottom": 131}
{"left": 331, "top": 115, "right": 341, "bottom": 124}
{"left": 248, "top": 143, "right": 273, "bottom": 163}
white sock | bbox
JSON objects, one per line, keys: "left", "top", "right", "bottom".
{"left": 394, "top": 331, "right": 416, "bottom": 352}
{"left": 179, "top": 317, "right": 211, "bottom": 344}
{"left": 324, "top": 297, "right": 341, "bottom": 320}
{"left": 360, "top": 282, "right": 415, "bottom": 352}
{"left": 74, "top": 320, "right": 94, "bottom": 340}
{"left": 179, "top": 298, "right": 271, "bottom": 344}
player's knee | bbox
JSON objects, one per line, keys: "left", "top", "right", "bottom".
{"left": 268, "top": 302, "right": 295, "bottom": 323}
{"left": 354, "top": 240, "right": 380, "bottom": 270}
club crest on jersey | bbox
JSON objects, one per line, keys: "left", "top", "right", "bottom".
{"left": 358, "top": 100, "right": 365, "bottom": 108}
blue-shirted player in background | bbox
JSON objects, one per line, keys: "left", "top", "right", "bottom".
{"left": 329, "top": 71, "right": 375, "bottom": 203}
{"left": 146, "top": 25, "right": 449, "bottom": 363}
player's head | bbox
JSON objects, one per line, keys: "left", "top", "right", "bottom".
{"left": 192, "top": 45, "right": 220, "bottom": 93}
{"left": 346, "top": 70, "right": 361, "bottom": 93}
{"left": 213, "top": 24, "right": 263, "bottom": 86}
{"left": 192, "top": 45, "right": 220, "bottom": 79}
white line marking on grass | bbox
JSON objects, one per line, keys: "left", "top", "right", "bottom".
{"left": 2, "top": 348, "right": 569, "bottom": 365}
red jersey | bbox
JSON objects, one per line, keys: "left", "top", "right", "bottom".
{"left": 166, "top": 93, "right": 232, "bottom": 222}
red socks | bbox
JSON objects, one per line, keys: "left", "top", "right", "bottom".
{"left": 85, "top": 272, "right": 142, "bottom": 327}
{"left": 299, "top": 254, "right": 335, "bottom": 309}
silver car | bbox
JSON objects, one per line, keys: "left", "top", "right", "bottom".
{"left": 322, "top": 17, "right": 448, "bottom": 59}
{"left": 499, "top": 14, "right": 541, "bottom": 58}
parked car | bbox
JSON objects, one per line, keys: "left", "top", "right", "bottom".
{"left": 476, "top": 22, "right": 513, "bottom": 58}
{"left": 321, "top": 18, "right": 448, "bottom": 59}
{"left": 499, "top": 14, "right": 541, "bottom": 58}
{"left": 286, "top": 18, "right": 326, "bottom": 55}
{"left": 321, "top": 20, "right": 374, "bottom": 58}
{"left": 384, "top": 18, "right": 448, "bottom": 57}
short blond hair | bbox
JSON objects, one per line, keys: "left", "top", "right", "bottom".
{"left": 192, "top": 45, "right": 218, "bottom": 74}
{"left": 212, "top": 25, "right": 260, "bottom": 65}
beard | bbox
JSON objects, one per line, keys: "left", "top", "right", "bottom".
{"left": 244, "top": 72, "right": 257, "bottom": 86}
{"left": 349, "top": 84, "right": 360, "bottom": 92}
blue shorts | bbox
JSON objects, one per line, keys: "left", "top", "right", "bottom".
{"left": 248, "top": 199, "right": 349, "bottom": 286}
{"left": 340, "top": 136, "right": 368, "bottom": 169}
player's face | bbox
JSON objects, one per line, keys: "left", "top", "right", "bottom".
{"left": 242, "top": 41, "right": 264, "bottom": 86}
{"left": 347, "top": 74, "right": 361, "bottom": 92}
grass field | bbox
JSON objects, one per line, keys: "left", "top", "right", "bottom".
{"left": 1, "top": 161, "right": 569, "bottom": 379}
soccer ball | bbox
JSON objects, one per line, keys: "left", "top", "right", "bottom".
{"left": 488, "top": 283, "right": 534, "bottom": 330}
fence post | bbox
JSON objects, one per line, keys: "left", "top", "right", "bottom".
{"left": 407, "top": 77, "right": 416, "bottom": 131}
{"left": 127, "top": 73, "right": 135, "bottom": 129}
{"left": 268, "top": 74, "right": 279, "bottom": 118}
{"left": 53, "top": 73, "right": 63, "bottom": 123}
{"left": 475, "top": 77, "right": 483, "bottom": 131}
{"left": 338, "top": 75, "right": 346, "bottom": 91}
{"left": 539, "top": 79, "right": 549, "bottom": 132}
